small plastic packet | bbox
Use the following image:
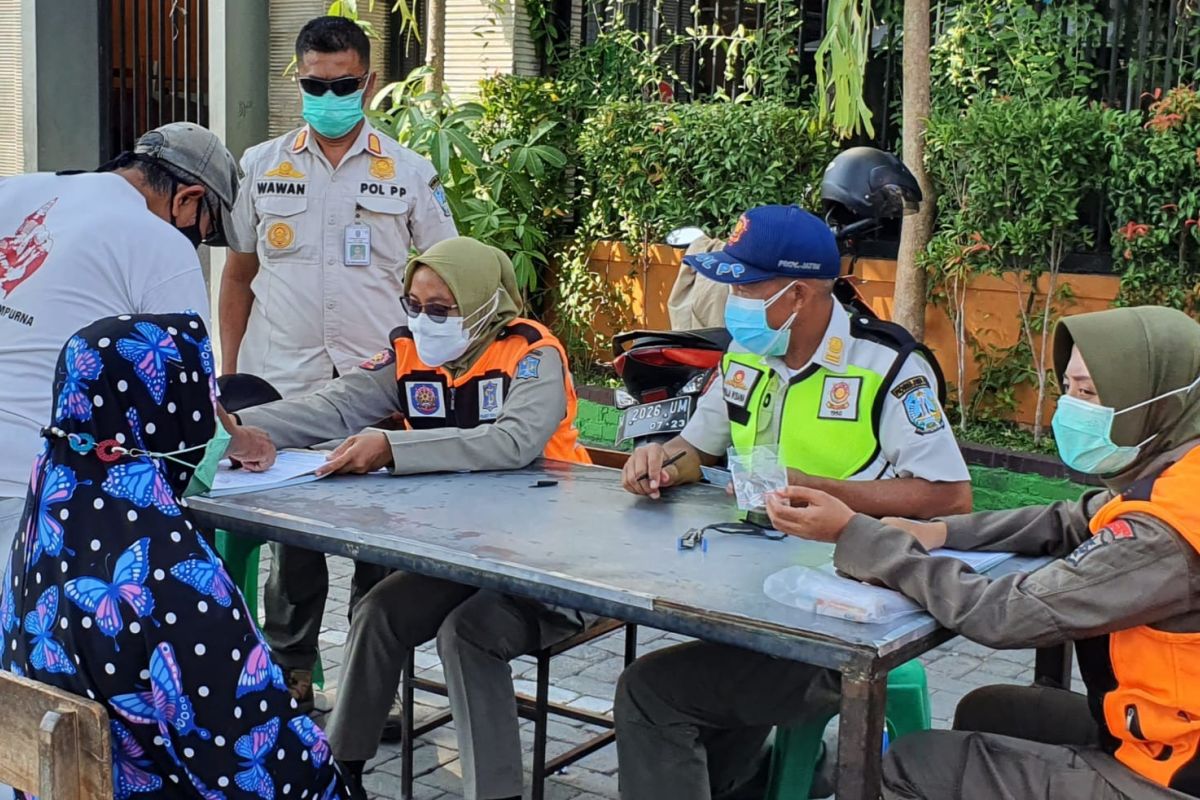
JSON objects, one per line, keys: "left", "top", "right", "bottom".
{"left": 726, "top": 446, "right": 787, "bottom": 511}
{"left": 762, "top": 565, "right": 923, "bottom": 625}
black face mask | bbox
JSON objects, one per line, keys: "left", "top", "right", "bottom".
{"left": 170, "top": 186, "right": 205, "bottom": 250}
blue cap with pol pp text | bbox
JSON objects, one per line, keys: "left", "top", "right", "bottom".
{"left": 683, "top": 205, "right": 841, "bottom": 284}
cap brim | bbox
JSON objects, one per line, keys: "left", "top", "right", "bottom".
{"left": 682, "top": 249, "right": 777, "bottom": 284}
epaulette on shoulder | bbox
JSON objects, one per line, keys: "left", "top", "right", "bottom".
{"left": 390, "top": 325, "right": 413, "bottom": 342}
{"left": 502, "top": 321, "right": 543, "bottom": 345}
{"left": 847, "top": 311, "right": 917, "bottom": 353}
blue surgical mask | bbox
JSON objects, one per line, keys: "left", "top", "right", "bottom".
{"left": 1051, "top": 375, "right": 1200, "bottom": 474}
{"left": 724, "top": 281, "right": 798, "bottom": 357}
{"left": 301, "top": 89, "right": 365, "bottom": 139}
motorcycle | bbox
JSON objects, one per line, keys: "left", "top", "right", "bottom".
{"left": 610, "top": 147, "right": 922, "bottom": 448}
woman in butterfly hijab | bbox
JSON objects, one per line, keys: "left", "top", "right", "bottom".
{"left": 0, "top": 313, "right": 348, "bottom": 800}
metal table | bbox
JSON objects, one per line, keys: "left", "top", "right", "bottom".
{"left": 190, "top": 460, "right": 1056, "bottom": 800}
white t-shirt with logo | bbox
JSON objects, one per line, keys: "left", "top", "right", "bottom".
{"left": 0, "top": 171, "right": 209, "bottom": 498}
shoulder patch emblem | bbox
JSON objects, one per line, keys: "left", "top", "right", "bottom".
{"left": 429, "top": 176, "right": 452, "bottom": 218}
{"left": 370, "top": 157, "right": 396, "bottom": 180}
{"left": 818, "top": 375, "right": 862, "bottom": 421}
{"left": 898, "top": 379, "right": 944, "bottom": 435}
{"left": 516, "top": 355, "right": 541, "bottom": 379}
{"left": 359, "top": 349, "right": 396, "bottom": 371}
{"left": 1065, "top": 520, "right": 1137, "bottom": 566}
{"left": 264, "top": 161, "right": 305, "bottom": 179}
{"left": 266, "top": 222, "right": 294, "bottom": 249}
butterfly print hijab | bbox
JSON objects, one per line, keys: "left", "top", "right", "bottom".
{"left": 1, "top": 314, "right": 346, "bottom": 800}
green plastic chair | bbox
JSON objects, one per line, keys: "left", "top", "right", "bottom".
{"left": 215, "top": 531, "right": 324, "bottom": 688}
{"left": 764, "top": 659, "right": 931, "bottom": 800}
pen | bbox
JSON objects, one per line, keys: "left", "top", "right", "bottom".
{"left": 638, "top": 451, "right": 686, "bottom": 483}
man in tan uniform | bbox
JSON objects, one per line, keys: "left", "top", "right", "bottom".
{"left": 219, "top": 15, "right": 456, "bottom": 708}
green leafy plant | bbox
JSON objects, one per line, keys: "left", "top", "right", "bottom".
{"left": 370, "top": 68, "right": 568, "bottom": 291}
{"left": 930, "top": 0, "right": 1105, "bottom": 108}
{"left": 813, "top": 0, "right": 876, "bottom": 137}
{"left": 923, "top": 96, "right": 1119, "bottom": 441}
{"left": 1106, "top": 85, "right": 1200, "bottom": 310}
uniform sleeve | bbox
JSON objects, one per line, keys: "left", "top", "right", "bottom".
{"left": 235, "top": 355, "right": 400, "bottom": 449}
{"left": 878, "top": 352, "right": 970, "bottom": 482}
{"left": 940, "top": 489, "right": 1111, "bottom": 555}
{"left": 408, "top": 163, "right": 458, "bottom": 251}
{"left": 680, "top": 372, "right": 732, "bottom": 457}
{"left": 382, "top": 347, "right": 566, "bottom": 473}
{"left": 228, "top": 151, "right": 259, "bottom": 255}
{"left": 834, "top": 511, "right": 1200, "bottom": 649}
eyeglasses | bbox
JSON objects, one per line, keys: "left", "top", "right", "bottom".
{"left": 298, "top": 75, "right": 368, "bottom": 97}
{"left": 400, "top": 296, "right": 459, "bottom": 323}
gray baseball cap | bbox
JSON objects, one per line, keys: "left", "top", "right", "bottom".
{"left": 133, "top": 122, "right": 248, "bottom": 251}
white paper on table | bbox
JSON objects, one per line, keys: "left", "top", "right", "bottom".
{"left": 205, "top": 449, "right": 330, "bottom": 497}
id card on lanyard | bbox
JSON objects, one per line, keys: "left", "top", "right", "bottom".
{"left": 344, "top": 223, "right": 371, "bottom": 266}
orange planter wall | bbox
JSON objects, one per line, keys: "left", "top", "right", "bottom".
{"left": 586, "top": 241, "right": 1121, "bottom": 425}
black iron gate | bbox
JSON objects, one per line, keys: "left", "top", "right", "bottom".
{"left": 99, "top": 0, "right": 209, "bottom": 162}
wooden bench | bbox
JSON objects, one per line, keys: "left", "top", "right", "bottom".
{"left": 0, "top": 671, "right": 111, "bottom": 800}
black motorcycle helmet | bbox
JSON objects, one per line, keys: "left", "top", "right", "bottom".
{"left": 821, "top": 147, "right": 922, "bottom": 227}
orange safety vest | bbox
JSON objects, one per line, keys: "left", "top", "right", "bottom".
{"left": 391, "top": 318, "right": 590, "bottom": 465}
{"left": 1075, "top": 444, "right": 1200, "bottom": 794}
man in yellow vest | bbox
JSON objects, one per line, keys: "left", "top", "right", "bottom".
{"left": 616, "top": 204, "right": 973, "bottom": 799}
{"left": 769, "top": 305, "right": 1200, "bottom": 799}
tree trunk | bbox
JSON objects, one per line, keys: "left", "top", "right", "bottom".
{"left": 425, "top": 0, "right": 445, "bottom": 92}
{"left": 892, "top": 0, "right": 934, "bottom": 341}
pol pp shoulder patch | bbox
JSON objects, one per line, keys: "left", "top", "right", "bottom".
{"left": 516, "top": 355, "right": 541, "bottom": 379}
{"left": 1065, "top": 520, "right": 1137, "bottom": 566}
{"left": 359, "top": 349, "right": 396, "bottom": 371}
{"left": 897, "top": 378, "right": 945, "bottom": 435}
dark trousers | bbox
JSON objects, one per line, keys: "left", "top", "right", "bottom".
{"left": 883, "top": 684, "right": 1190, "bottom": 799}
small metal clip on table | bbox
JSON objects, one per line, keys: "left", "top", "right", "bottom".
{"left": 189, "top": 461, "right": 1067, "bottom": 800}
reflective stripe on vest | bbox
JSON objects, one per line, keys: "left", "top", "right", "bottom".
{"left": 723, "top": 351, "right": 883, "bottom": 480}
{"left": 392, "top": 318, "right": 590, "bottom": 465}
{"left": 1083, "top": 445, "right": 1200, "bottom": 793}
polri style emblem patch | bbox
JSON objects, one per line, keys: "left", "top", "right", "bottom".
{"left": 430, "top": 176, "right": 452, "bottom": 218}
{"left": 1065, "top": 520, "right": 1137, "bottom": 566}
{"left": 406, "top": 381, "right": 446, "bottom": 418}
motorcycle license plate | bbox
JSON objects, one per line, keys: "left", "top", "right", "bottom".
{"left": 617, "top": 397, "right": 693, "bottom": 444}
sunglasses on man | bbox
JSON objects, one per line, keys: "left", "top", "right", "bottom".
{"left": 298, "top": 74, "right": 369, "bottom": 97}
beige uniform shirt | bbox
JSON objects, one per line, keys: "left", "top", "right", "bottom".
{"left": 230, "top": 124, "right": 457, "bottom": 397}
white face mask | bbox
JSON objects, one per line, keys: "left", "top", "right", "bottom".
{"left": 410, "top": 291, "right": 501, "bottom": 367}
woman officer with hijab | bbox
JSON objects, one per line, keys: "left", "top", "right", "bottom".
{"left": 227, "top": 236, "right": 592, "bottom": 800}
{"left": 762, "top": 305, "right": 1200, "bottom": 800}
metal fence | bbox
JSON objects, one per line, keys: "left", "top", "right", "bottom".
{"left": 577, "top": 0, "right": 1200, "bottom": 140}
{"left": 99, "top": 0, "right": 209, "bottom": 162}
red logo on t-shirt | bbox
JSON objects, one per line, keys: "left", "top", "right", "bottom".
{"left": 0, "top": 198, "right": 57, "bottom": 297}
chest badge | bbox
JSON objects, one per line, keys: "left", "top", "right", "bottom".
{"left": 818, "top": 375, "right": 862, "bottom": 421}
{"left": 479, "top": 377, "right": 504, "bottom": 420}
{"left": 264, "top": 161, "right": 305, "bottom": 179}
{"left": 266, "top": 222, "right": 294, "bottom": 249}
{"left": 405, "top": 381, "right": 446, "bottom": 418}
{"left": 369, "top": 157, "right": 396, "bottom": 180}
{"left": 722, "top": 363, "right": 763, "bottom": 408}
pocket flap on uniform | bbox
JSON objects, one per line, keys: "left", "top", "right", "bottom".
{"left": 256, "top": 195, "right": 308, "bottom": 218}
{"left": 356, "top": 196, "right": 410, "bottom": 216}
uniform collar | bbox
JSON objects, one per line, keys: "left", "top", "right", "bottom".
{"left": 290, "top": 123, "right": 387, "bottom": 159}
{"left": 759, "top": 301, "right": 851, "bottom": 375}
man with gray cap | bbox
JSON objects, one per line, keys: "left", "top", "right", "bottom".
{"left": 0, "top": 121, "right": 269, "bottom": 557}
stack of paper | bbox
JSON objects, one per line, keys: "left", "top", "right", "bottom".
{"left": 206, "top": 449, "right": 330, "bottom": 498}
